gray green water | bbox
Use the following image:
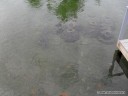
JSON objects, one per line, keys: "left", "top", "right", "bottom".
{"left": 0, "top": 0, "right": 128, "bottom": 96}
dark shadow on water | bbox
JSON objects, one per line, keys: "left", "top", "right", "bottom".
{"left": 96, "top": 49, "right": 128, "bottom": 89}
{"left": 108, "top": 50, "right": 128, "bottom": 78}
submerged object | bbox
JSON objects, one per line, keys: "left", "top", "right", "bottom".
{"left": 59, "top": 92, "right": 69, "bottom": 96}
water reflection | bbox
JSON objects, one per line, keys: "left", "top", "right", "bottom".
{"left": 47, "top": 0, "right": 106, "bottom": 44}
{"left": 27, "top": 0, "right": 42, "bottom": 8}
{"left": 55, "top": 0, "right": 85, "bottom": 22}
{"left": 47, "top": 0, "right": 85, "bottom": 43}
{"left": 47, "top": 0, "right": 85, "bottom": 22}
{"left": 47, "top": 0, "right": 101, "bottom": 22}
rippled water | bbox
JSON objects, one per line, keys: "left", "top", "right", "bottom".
{"left": 0, "top": 0, "right": 128, "bottom": 96}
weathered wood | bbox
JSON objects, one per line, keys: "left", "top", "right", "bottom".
{"left": 117, "top": 39, "right": 128, "bottom": 61}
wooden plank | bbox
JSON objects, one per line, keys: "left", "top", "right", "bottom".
{"left": 117, "top": 39, "right": 128, "bottom": 61}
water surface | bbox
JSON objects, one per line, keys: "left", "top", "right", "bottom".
{"left": 0, "top": 0, "right": 128, "bottom": 96}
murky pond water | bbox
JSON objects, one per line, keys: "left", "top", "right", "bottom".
{"left": 0, "top": 0, "right": 128, "bottom": 96}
